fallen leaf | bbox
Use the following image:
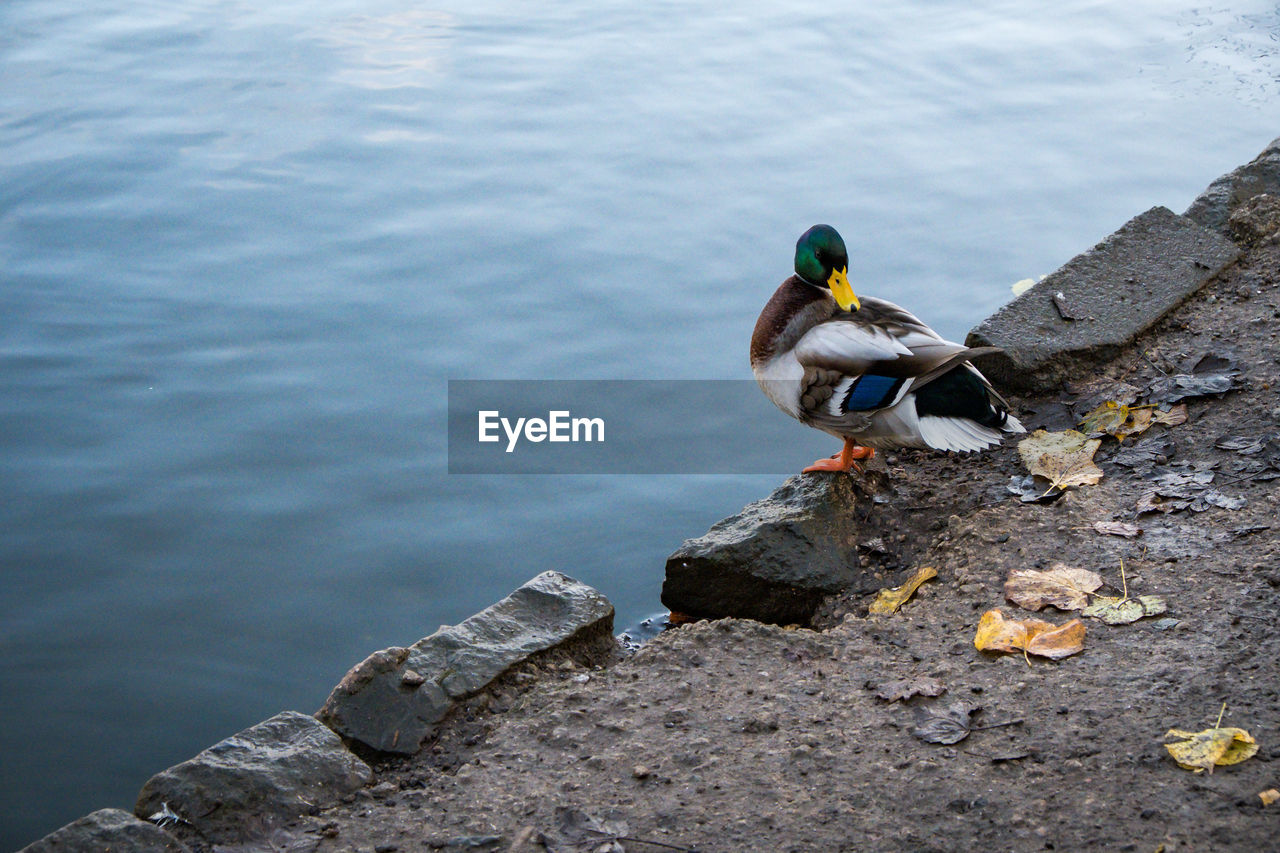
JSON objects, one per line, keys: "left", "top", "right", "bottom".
{"left": 555, "top": 807, "right": 630, "bottom": 852}
{"left": 868, "top": 566, "right": 937, "bottom": 615}
{"left": 1093, "top": 521, "right": 1142, "bottom": 538}
{"left": 1004, "top": 565, "right": 1103, "bottom": 611}
{"left": 1007, "top": 474, "right": 1065, "bottom": 504}
{"left": 1065, "top": 378, "right": 1140, "bottom": 412}
{"left": 1183, "top": 353, "right": 1238, "bottom": 375}
{"left": 1151, "top": 404, "right": 1188, "bottom": 427}
{"left": 1148, "top": 372, "right": 1237, "bottom": 405}
{"left": 974, "top": 609, "right": 1086, "bottom": 660}
{"left": 1018, "top": 430, "right": 1104, "bottom": 492}
{"left": 1078, "top": 401, "right": 1130, "bottom": 437}
{"left": 874, "top": 675, "right": 946, "bottom": 703}
{"left": 1078, "top": 402, "right": 1157, "bottom": 442}
{"left": 1135, "top": 467, "right": 1244, "bottom": 514}
{"left": 1112, "top": 437, "right": 1175, "bottom": 472}
{"left": 1163, "top": 727, "right": 1258, "bottom": 773}
{"left": 1082, "top": 594, "right": 1168, "bottom": 624}
{"left": 1216, "top": 434, "right": 1267, "bottom": 455}
{"left": 1260, "top": 789, "right": 1280, "bottom": 806}
{"left": 911, "top": 701, "right": 975, "bottom": 744}
{"left": 1010, "top": 277, "right": 1037, "bottom": 296}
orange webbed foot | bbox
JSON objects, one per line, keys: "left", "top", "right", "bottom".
{"left": 802, "top": 440, "right": 875, "bottom": 474}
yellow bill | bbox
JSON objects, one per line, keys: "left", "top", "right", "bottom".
{"left": 827, "top": 266, "right": 860, "bottom": 312}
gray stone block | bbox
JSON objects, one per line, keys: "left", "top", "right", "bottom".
{"left": 19, "top": 808, "right": 189, "bottom": 853}
{"left": 966, "top": 206, "right": 1238, "bottom": 391}
{"left": 318, "top": 570, "right": 615, "bottom": 753}
{"left": 1185, "top": 136, "right": 1280, "bottom": 233}
{"left": 662, "top": 475, "right": 878, "bottom": 625}
{"left": 134, "top": 710, "right": 372, "bottom": 846}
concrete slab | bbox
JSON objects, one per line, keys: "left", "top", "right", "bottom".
{"left": 966, "top": 206, "right": 1238, "bottom": 392}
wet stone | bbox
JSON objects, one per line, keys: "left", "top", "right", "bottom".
{"left": 662, "top": 474, "right": 882, "bottom": 625}
{"left": 19, "top": 808, "right": 189, "bottom": 853}
{"left": 134, "top": 711, "right": 372, "bottom": 847}
{"left": 966, "top": 206, "right": 1238, "bottom": 391}
{"left": 318, "top": 571, "right": 615, "bottom": 754}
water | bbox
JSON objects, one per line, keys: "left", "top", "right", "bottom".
{"left": 2, "top": 0, "right": 1276, "bottom": 845}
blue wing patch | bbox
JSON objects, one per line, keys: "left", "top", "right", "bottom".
{"left": 842, "top": 374, "right": 905, "bottom": 412}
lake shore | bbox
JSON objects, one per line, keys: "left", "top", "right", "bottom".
{"left": 22, "top": 138, "right": 1280, "bottom": 853}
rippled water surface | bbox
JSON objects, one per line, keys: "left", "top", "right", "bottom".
{"left": 2, "top": 0, "right": 1278, "bottom": 845}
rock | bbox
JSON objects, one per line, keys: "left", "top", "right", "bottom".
{"left": 318, "top": 571, "right": 615, "bottom": 753}
{"left": 966, "top": 206, "right": 1238, "bottom": 391}
{"left": 134, "top": 710, "right": 372, "bottom": 846}
{"left": 1228, "top": 193, "right": 1280, "bottom": 245}
{"left": 19, "top": 808, "right": 189, "bottom": 853}
{"left": 661, "top": 475, "right": 880, "bottom": 625}
{"left": 1185, "top": 136, "right": 1280, "bottom": 234}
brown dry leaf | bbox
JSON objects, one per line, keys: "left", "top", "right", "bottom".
{"left": 1260, "top": 789, "right": 1280, "bottom": 806}
{"left": 868, "top": 566, "right": 937, "bottom": 615}
{"left": 874, "top": 675, "right": 946, "bottom": 703}
{"left": 1163, "top": 727, "right": 1258, "bottom": 773}
{"left": 1017, "top": 430, "right": 1104, "bottom": 491}
{"left": 974, "top": 609, "right": 1086, "bottom": 660}
{"left": 1093, "top": 521, "right": 1142, "bottom": 538}
{"left": 1116, "top": 407, "right": 1154, "bottom": 441}
{"left": 1004, "top": 565, "right": 1103, "bottom": 611}
{"left": 1152, "top": 404, "right": 1188, "bottom": 427}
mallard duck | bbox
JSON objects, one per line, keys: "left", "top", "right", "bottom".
{"left": 750, "top": 224, "right": 1024, "bottom": 473}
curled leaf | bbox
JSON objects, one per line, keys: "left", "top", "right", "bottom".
{"left": 1082, "top": 594, "right": 1167, "bottom": 624}
{"left": 974, "top": 609, "right": 1086, "bottom": 660}
{"left": 1018, "top": 430, "right": 1104, "bottom": 491}
{"left": 1004, "top": 565, "right": 1103, "bottom": 612}
{"left": 911, "top": 701, "right": 975, "bottom": 744}
{"left": 1093, "top": 521, "right": 1142, "bottom": 538}
{"left": 868, "top": 566, "right": 937, "bottom": 615}
{"left": 1163, "top": 727, "right": 1257, "bottom": 773}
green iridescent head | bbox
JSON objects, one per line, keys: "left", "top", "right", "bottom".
{"left": 795, "top": 224, "right": 859, "bottom": 311}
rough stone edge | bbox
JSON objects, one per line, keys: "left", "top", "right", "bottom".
{"left": 1185, "top": 135, "right": 1280, "bottom": 233}
{"left": 967, "top": 206, "right": 1239, "bottom": 391}
{"left": 18, "top": 808, "right": 191, "bottom": 853}
{"left": 316, "top": 570, "right": 618, "bottom": 756}
{"left": 132, "top": 710, "right": 373, "bottom": 849}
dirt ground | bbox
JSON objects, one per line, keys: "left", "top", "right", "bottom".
{"left": 285, "top": 237, "right": 1279, "bottom": 853}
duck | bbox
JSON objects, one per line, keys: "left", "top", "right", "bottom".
{"left": 750, "top": 224, "right": 1024, "bottom": 473}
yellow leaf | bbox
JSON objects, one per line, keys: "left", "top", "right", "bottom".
{"left": 974, "top": 609, "right": 1086, "bottom": 660}
{"left": 1078, "top": 401, "right": 1130, "bottom": 436}
{"left": 1078, "top": 402, "right": 1161, "bottom": 442}
{"left": 1017, "top": 430, "right": 1104, "bottom": 491}
{"left": 1260, "top": 789, "right": 1280, "bottom": 806}
{"left": 1004, "top": 565, "right": 1103, "bottom": 611}
{"left": 1114, "top": 406, "right": 1154, "bottom": 442}
{"left": 1082, "top": 594, "right": 1167, "bottom": 624}
{"left": 1163, "top": 727, "right": 1258, "bottom": 773}
{"left": 868, "top": 566, "right": 937, "bottom": 615}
